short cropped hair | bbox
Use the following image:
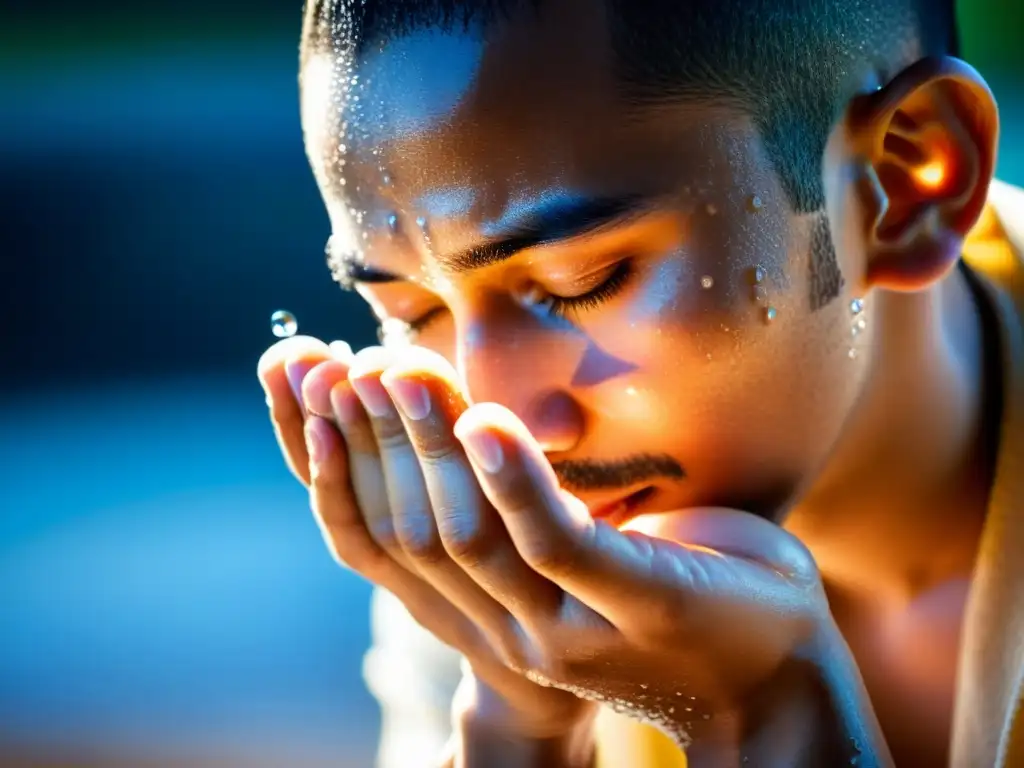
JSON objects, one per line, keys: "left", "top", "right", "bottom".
{"left": 301, "top": 0, "right": 958, "bottom": 213}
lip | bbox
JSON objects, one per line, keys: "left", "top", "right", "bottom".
{"left": 584, "top": 486, "right": 657, "bottom": 527}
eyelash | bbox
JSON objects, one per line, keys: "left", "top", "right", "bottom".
{"left": 545, "top": 260, "right": 634, "bottom": 319}
{"left": 404, "top": 259, "right": 635, "bottom": 333}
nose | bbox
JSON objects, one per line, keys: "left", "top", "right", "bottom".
{"left": 457, "top": 312, "right": 586, "bottom": 454}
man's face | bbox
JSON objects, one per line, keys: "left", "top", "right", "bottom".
{"left": 300, "top": 0, "right": 872, "bottom": 524}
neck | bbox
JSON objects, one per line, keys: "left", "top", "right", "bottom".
{"left": 787, "top": 263, "right": 999, "bottom": 604}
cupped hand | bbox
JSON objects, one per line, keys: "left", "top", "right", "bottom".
{"left": 257, "top": 337, "right": 596, "bottom": 739}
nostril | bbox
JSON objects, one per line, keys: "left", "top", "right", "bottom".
{"left": 528, "top": 390, "right": 585, "bottom": 453}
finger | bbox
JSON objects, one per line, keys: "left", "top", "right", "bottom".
{"left": 257, "top": 335, "right": 331, "bottom": 485}
{"left": 348, "top": 347, "right": 525, "bottom": 660}
{"left": 328, "top": 372, "right": 415, "bottom": 570}
{"left": 305, "top": 415, "right": 491, "bottom": 657}
{"left": 302, "top": 358, "right": 352, "bottom": 419}
{"left": 380, "top": 347, "right": 563, "bottom": 624}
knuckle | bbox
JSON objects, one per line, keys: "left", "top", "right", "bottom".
{"left": 394, "top": 513, "right": 447, "bottom": 563}
{"left": 372, "top": 418, "right": 412, "bottom": 451}
{"left": 521, "top": 538, "right": 577, "bottom": 577}
{"left": 364, "top": 515, "right": 403, "bottom": 554}
{"left": 437, "top": 511, "right": 489, "bottom": 566}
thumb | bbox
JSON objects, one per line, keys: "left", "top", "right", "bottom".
{"left": 621, "top": 507, "right": 818, "bottom": 582}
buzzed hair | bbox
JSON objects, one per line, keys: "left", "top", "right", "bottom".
{"left": 301, "top": 0, "right": 959, "bottom": 307}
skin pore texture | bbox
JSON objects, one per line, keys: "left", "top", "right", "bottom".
{"left": 293, "top": 0, "right": 1002, "bottom": 764}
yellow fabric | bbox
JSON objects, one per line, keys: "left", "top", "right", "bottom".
{"left": 593, "top": 181, "right": 1024, "bottom": 768}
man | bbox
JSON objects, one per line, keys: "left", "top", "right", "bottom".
{"left": 258, "top": 0, "right": 1024, "bottom": 764}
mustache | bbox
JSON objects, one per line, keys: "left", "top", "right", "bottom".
{"left": 550, "top": 453, "right": 685, "bottom": 492}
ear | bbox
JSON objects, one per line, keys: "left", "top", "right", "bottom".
{"left": 844, "top": 57, "right": 999, "bottom": 291}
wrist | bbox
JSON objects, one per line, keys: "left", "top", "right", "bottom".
{"left": 450, "top": 671, "right": 598, "bottom": 768}
{"left": 453, "top": 707, "right": 596, "bottom": 768}
{"left": 741, "top": 620, "right": 893, "bottom": 768}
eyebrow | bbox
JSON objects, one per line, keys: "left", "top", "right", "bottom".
{"left": 342, "top": 193, "right": 648, "bottom": 285}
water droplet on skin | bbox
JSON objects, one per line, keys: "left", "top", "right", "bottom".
{"left": 387, "top": 213, "right": 399, "bottom": 232}
{"left": 753, "top": 265, "right": 767, "bottom": 284}
{"left": 706, "top": 353, "right": 713, "bottom": 361}
{"left": 270, "top": 310, "right": 298, "bottom": 339}
{"left": 850, "top": 298, "right": 864, "bottom": 315}
{"left": 705, "top": 203, "right": 718, "bottom": 216}
{"left": 382, "top": 173, "right": 391, "bottom": 186}
{"left": 702, "top": 713, "right": 711, "bottom": 720}
{"left": 753, "top": 285, "right": 768, "bottom": 305}
{"left": 700, "top": 275, "right": 714, "bottom": 289}
{"left": 377, "top": 317, "right": 415, "bottom": 348}
{"left": 416, "top": 216, "right": 428, "bottom": 229}
{"left": 764, "top": 306, "right": 778, "bottom": 323}
{"left": 675, "top": 692, "right": 683, "bottom": 697}
{"left": 640, "top": 684, "right": 648, "bottom": 690}
{"left": 848, "top": 348, "right": 858, "bottom": 359}
{"left": 748, "top": 194, "right": 763, "bottom": 211}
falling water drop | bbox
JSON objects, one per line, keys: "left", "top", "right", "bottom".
{"left": 270, "top": 310, "right": 298, "bottom": 339}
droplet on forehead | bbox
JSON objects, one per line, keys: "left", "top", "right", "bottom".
{"left": 270, "top": 310, "right": 298, "bottom": 339}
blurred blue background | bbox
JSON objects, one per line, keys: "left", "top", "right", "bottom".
{"left": 1, "top": 2, "right": 1022, "bottom": 766}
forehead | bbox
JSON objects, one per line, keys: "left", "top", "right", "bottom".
{"left": 300, "top": 0, "right": 762, "bottom": 259}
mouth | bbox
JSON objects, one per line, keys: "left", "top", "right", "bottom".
{"left": 585, "top": 486, "right": 658, "bottom": 528}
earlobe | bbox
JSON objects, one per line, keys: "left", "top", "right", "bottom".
{"left": 846, "top": 57, "right": 999, "bottom": 292}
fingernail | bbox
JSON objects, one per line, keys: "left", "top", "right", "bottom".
{"left": 329, "top": 340, "right": 354, "bottom": 362}
{"left": 330, "top": 383, "right": 361, "bottom": 425}
{"left": 457, "top": 427, "right": 503, "bottom": 473}
{"left": 350, "top": 375, "right": 394, "bottom": 418}
{"left": 305, "top": 418, "right": 328, "bottom": 464}
{"left": 285, "top": 358, "right": 311, "bottom": 404}
{"left": 382, "top": 374, "right": 431, "bottom": 420}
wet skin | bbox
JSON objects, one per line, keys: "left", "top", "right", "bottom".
{"left": 261, "top": 0, "right": 1001, "bottom": 764}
